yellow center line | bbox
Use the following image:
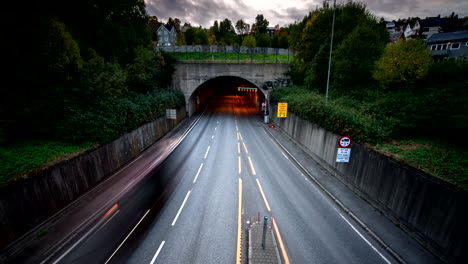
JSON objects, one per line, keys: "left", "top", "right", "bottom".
{"left": 272, "top": 217, "right": 290, "bottom": 264}
{"left": 248, "top": 156, "right": 256, "bottom": 175}
{"left": 256, "top": 178, "right": 271, "bottom": 211}
{"left": 238, "top": 156, "right": 242, "bottom": 174}
{"left": 236, "top": 178, "right": 243, "bottom": 264}
{"left": 242, "top": 142, "right": 249, "bottom": 154}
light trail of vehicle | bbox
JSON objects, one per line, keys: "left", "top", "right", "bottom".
{"left": 103, "top": 210, "right": 151, "bottom": 264}
{"left": 149, "top": 240, "right": 165, "bottom": 264}
{"left": 248, "top": 156, "right": 257, "bottom": 175}
{"left": 171, "top": 190, "right": 191, "bottom": 226}
{"left": 256, "top": 178, "right": 271, "bottom": 212}
{"left": 97, "top": 210, "right": 120, "bottom": 233}
{"left": 236, "top": 178, "right": 243, "bottom": 264}
{"left": 193, "top": 163, "right": 204, "bottom": 183}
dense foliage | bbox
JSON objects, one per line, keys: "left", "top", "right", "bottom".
{"left": 2, "top": 0, "right": 184, "bottom": 145}
{"left": 1, "top": 0, "right": 185, "bottom": 182}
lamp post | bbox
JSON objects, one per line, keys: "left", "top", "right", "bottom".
{"left": 325, "top": 0, "right": 336, "bottom": 104}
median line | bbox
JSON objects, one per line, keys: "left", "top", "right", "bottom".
{"left": 236, "top": 178, "right": 243, "bottom": 264}
{"left": 171, "top": 190, "right": 191, "bottom": 226}
{"left": 256, "top": 178, "right": 271, "bottom": 212}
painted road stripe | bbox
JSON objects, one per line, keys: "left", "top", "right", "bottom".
{"left": 338, "top": 213, "right": 392, "bottom": 264}
{"left": 149, "top": 241, "right": 165, "bottom": 264}
{"left": 104, "top": 210, "right": 151, "bottom": 264}
{"left": 256, "top": 179, "right": 271, "bottom": 211}
{"left": 238, "top": 156, "right": 242, "bottom": 174}
{"left": 272, "top": 217, "right": 290, "bottom": 264}
{"left": 204, "top": 146, "right": 211, "bottom": 159}
{"left": 248, "top": 156, "right": 257, "bottom": 175}
{"left": 193, "top": 163, "right": 204, "bottom": 183}
{"left": 238, "top": 142, "right": 241, "bottom": 154}
{"left": 236, "top": 178, "right": 243, "bottom": 264}
{"left": 171, "top": 190, "right": 191, "bottom": 226}
{"left": 242, "top": 142, "right": 249, "bottom": 154}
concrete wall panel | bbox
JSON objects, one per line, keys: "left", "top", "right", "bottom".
{"left": 271, "top": 106, "right": 468, "bottom": 263}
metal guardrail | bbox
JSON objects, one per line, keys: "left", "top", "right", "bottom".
{"left": 155, "top": 45, "right": 295, "bottom": 63}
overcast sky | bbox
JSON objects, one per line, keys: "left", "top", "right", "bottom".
{"left": 144, "top": 0, "right": 468, "bottom": 28}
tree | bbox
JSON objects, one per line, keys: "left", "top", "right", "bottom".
{"left": 373, "top": 39, "right": 433, "bottom": 88}
{"left": 256, "top": 33, "right": 271, "bottom": 47}
{"left": 331, "top": 22, "right": 387, "bottom": 96}
{"left": 242, "top": 35, "right": 256, "bottom": 47}
{"left": 235, "top": 19, "right": 250, "bottom": 35}
{"left": 149, "top": 16, "right": 161, "bottom": 42}
{"left": 252, "top": 14, "right": 269, "bottom": 35}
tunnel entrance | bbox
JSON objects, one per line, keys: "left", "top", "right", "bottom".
{"left": 187, "top": 76, "right": 267, "bottom": 116}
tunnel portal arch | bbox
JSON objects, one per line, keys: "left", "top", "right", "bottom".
{"left": 170, "top": 62, "right": 291, "bottom": 116}
{"left": 187, "top": 76, "right": 266, "bottom": 115}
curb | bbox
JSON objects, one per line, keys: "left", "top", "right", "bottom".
{"left": 263, "top": 124, "right": 406, "bottom": 264}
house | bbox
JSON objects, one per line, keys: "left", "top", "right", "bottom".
{"left": 181, "top": 23, "right": 191, "bottom": 33}
{"left": 426, "top": 30, "right": 468, "bottom": 61}
{"left": 156, "top": 24, "right": 177, "bottom": 46}
{"left": 418, "top": 17, "right": 449, "bottom": 39}
{"left": 266, "top": 25, "right": 280, "bottom": 36}
{"left": 404, "top": 20, "right": 419, "bottom": 39}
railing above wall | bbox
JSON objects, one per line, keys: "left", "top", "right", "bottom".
{"left": 154, "top": 45, "right": 295, "bottom": 63}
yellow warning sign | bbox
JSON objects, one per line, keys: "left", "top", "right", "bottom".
{"left": 277, "top": 102, "right": 288, "bottom": 118}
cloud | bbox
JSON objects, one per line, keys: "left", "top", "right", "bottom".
{"left": 144, "top": 0, "right": 468, "bottom": 28}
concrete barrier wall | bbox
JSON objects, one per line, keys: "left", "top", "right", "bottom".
{"left": 0, "top": 107, "right": 186, "bottom": 248}
{"left": 271, "top": 106, "right": 468, "bottom": 263}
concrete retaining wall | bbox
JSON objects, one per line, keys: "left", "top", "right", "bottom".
{"left": 0, "top": 107, "right": 186, "bottom": 248}
{"left": 155, "top": 45, "right": 295, "bottom": 56}
{"left": 271, "top": 106, "right": 468, "bottom": 263}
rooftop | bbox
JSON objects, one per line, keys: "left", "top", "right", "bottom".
{"left": 426, "top": 30, "right": 468, "bottom": 43}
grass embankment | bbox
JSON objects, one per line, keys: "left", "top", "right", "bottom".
{"left": 376, "top": 140, "right": 468, "bottom": 189}
{"left": 0, "top": 140, "right": 96, "bottom": 185}
{"left": 169, "top": 52, "right": 293, "bottom": 63}
{"left": 271, "top": 85, "right": 468, "bottom": 190}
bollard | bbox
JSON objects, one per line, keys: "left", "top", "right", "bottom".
{"left": 262, "top": 216, "right": 268, "bottom": 250}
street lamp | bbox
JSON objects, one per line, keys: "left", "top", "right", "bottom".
{"left": 325, "top": 0, "right": 336, "bottom": 104}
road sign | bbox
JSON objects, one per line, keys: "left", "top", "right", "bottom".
{"left": 336, "top": 148, "right": 351, "bottom": 162}
{"left": 277, "top": 102, "right": 288, "bottom": 118}
{"left": 338, "top": 136, "right": 352, "bottom": 148}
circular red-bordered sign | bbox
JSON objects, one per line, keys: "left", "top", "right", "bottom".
{"left": 338, "top": 136, "right": 352, "bottom": 148}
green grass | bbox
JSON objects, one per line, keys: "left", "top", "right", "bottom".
{"left": 375, "top": 140, "right": 468, "bottom": 190}
{"left": 0, "top": 140, "right": 97, "bottom": 185}
{"left": 169, "top": 52, "right": 293, "bottom": 63}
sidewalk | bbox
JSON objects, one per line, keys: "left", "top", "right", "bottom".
{"left": 248, "top": 219, "right": 281, "bottom": 264}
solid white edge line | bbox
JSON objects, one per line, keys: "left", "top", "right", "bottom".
{"left": 149, "top": 240, "right": 166, "bottom": 264}
{"left": 204, "top": 146, "right": 211, "bottom": 159}
{"left": 171, "top": 190, "right": 191, "bottom": 226}
{"left": 193, "top": 163, "right": 204, "bottom": 183}
{"left": 338, "top": 213, "right": 392, "bottom": 264}
{"left": 104, "top": 210, "right": 151, "bottom": 264}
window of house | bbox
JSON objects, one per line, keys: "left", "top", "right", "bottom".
{"left": 441, "top": 44, "right": 447, "bottom": 50}
{"left": 431, "top": 45, "right": 436, "bottom": 50}
{"left": 450, "top": 42, "right": 461, "bottom": 49}
{"left": 466, "top": 42, "right": 468, "bottom": 46}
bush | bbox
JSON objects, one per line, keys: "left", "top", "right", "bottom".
{"left": 271, "top": 86, "right": 392, "bottom": 143}
{"left": 60, "top": 89, "right": 185, "bottom": 143}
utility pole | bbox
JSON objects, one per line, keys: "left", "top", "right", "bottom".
{"left": 325, "top": 0, "right": 336, "bottom": 104}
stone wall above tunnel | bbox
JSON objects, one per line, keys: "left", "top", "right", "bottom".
{"left": 170, "top": 62, "right": 291, "bottom": 115}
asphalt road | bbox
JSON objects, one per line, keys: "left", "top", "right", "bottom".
{"left": 2, "top": 94, "right": 440, "bottom": 264}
